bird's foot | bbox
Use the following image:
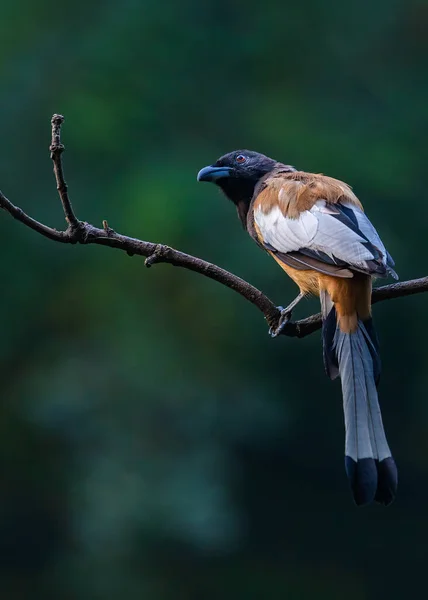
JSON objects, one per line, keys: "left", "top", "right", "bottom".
{"left": 269, "top": 306, "right": 293, "bottom": 338}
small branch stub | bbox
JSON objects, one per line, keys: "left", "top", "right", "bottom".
{"left": 102, "top": 220, "right": 114, "bottom": 235}
{"left": 145, "top": 245, "right": 167, "bottom": 268}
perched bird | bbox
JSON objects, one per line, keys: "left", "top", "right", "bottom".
{"left": 197, "top": 150, "right": 398, "bottom": 506}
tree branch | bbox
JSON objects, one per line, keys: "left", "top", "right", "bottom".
{"left": 0, "top": 115, "right": 426, "bottom": 339}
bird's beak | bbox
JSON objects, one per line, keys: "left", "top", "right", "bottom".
{"left": 197, "top": 165, "right": 233, "bottom": 182}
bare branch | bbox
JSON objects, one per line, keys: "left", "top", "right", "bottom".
{"left": 49, "top": 113, "right": 80, "bottom": 230}
{"left": 0, "top": 189, "right": 71, "bottom": 243}
{"left": 0, "top": 115, "right": 427, "bottom": 339}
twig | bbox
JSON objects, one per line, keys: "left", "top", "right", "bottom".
{"left": 0, "top": 115, "right": 427, "bottom": 339}
{"left": 49, "top": 113, "right": 79, "bottom": 230}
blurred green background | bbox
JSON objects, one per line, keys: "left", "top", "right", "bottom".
{"left": 0, "top": 0, "right": 427, "bottom": 598}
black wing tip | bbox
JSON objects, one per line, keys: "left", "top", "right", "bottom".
{"left": 374, "top": 457, "right": 398, "bottom": 506}
{"left": 345, "top": 456, "right": 378, "bottom": 506}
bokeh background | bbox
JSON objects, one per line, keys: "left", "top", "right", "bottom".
{"left": 0, "top": 1, "right": 427, "bottom": 598}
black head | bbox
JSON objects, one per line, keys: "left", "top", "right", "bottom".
{"left": 197, "top": 150, "right": 278, "bottom": 206}
{"left": 197, "top": 150, "right": 294, "bottom": 227}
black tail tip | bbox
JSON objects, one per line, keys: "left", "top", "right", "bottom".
{"left": 375, "top": 457, "right": 398, "bottom": 506}
{"left": 345, "top": 456, "right": 378, "bottom": 506}
{"left": 345, "top": 456, "right": 398, "bottom": 506}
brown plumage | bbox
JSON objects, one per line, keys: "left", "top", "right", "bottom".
{"left": 253, "top": 171, "right": 363, "bottom": 219}
{"left": 197, "top": 149, "right": 398, "bottom": 506}
{"left": 252, "top": 170, "right": 367, "bottom": 333}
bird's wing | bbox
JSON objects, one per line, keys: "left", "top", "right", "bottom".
{"left": 253, "top": 173, "right": 397, "bottom": 279}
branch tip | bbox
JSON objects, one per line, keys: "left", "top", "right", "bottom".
{"left": 50, "top": 114, "right": 65, "bottom": 156}
{"left": 51, "top": 114, "right": 64, "bottom": 125}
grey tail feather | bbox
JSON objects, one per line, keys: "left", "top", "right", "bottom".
{"left": 320, "top": 290, "right": 397, "bottom": 506}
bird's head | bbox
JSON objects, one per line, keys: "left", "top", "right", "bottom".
{"left": 197, "top": 150, "right": 278, "bottom": 206}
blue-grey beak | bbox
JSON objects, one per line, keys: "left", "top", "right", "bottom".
{"left": 197, "top": 165, "right": 233, "bottom": 182}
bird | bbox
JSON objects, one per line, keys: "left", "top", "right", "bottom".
{"left": 197, "top": 150, "right": 398, "bottom": 506}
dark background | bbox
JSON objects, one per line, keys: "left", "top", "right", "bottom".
{"left": 0, "top": 1, "right": 427, "bottom": 598}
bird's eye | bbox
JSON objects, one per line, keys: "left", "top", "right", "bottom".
{"left": 236, "top": 154, "right": 247, "bottom": 164}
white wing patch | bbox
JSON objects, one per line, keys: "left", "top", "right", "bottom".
{"left": 256, "top": 205, "right": 318, "bottom": 251}
{"left": 254, "top": 200, "right": 389, "bottom": 271}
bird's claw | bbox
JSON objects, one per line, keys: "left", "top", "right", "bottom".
{"left": 269, "top": 307, "right": 292, "bottom": 338}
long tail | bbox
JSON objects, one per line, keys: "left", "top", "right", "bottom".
{"left": 321, "top": 291, "right": 397, "bottom": 506}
